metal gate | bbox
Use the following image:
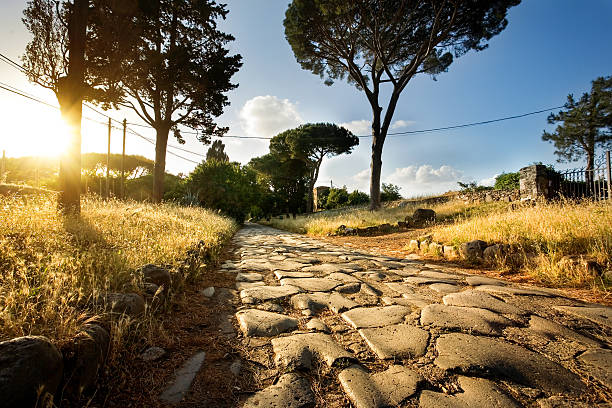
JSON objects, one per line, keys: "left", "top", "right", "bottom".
{"left": 552, "top": 151, "right": 612, "bottom": 200}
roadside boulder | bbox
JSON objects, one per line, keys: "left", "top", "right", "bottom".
{"left": 558, "top": 255, "right": 602, "bottom": 277}
{"left": 0, "top": 336, "right": 63, "bottom": 407}
{"left": 138, "top": 264, "right": 172, "bottom": 292}
{"left": 483, "top": 244, "right": 509, "bottom": 264}
{"left": 412, "top": 208, "right": 436, "bottom": 224}
{"left": 63, "top": 324, "right": 110, "bottom": 397}
{"left": 460, "top": 240, "right": 487, "bottom": 261}
{"left": 106, "top": 292, "right": 145, "bottom": 316}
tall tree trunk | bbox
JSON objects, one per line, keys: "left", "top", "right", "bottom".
{"left": 306, "top": 176, "right": 315, "bottom": 213}
{"left": 153, "top": 126, "right": 169, "bottom": 203}
{"left": 586, "top": 149, "right": 595, "bottom": 195}
{"left": 57, "top": 0, "right": 88, "bottom": 214}
{"left": 369, "top": 108, "right": 383, "bottom": 210}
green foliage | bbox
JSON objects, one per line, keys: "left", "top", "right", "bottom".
{"left": 183, "top": 161, "right": 260, "bottom": 223}
{"left": 494, "top": 172, "right": 520, "bottom": 190}
{"left": 457, "top": 181, "right": 493, "bottom": 192}
{"left": 206, "top": 140, "right": 229, "bottom": 162}
{"left": 380, "top": 183, "right": 402, "bottom": 201}
{"left": 326, "top": 187, "right": 349, "bottom": 209}
{"left": 347, "top": 190, "right": 369, "bottom": 206}
{"left": 542, "top": 76, "right": 612, "bottom": 169}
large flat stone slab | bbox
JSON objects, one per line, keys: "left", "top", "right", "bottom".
{"left": 271, "top": 333, "right": 354, "bottom": 370}
{"left": 243, "top": 373, "right": 315, "bottom": 408}
{"left": 421, "top": 304, "right": 513, "bottom": 335}
{"left": 327, "top": 272, "right": 361, "bottom": 283}
{"left": 235, "top": 281, "right": 265, "bottom": 291}
{"left": 236, "top": 309, "right": 298, "bottom": 337}
{"left": 338, "top": 364, "right": 420, "bottom": 408}
{"left": 466, "top": 275, "right": 507, "bottom": 286}
{"left": 429, "top": 283, "right": 461, "bottom": 294}
{"left": 159, "top": 351, "right": 206, "bottom": 405}
{"left": 475, "top": 284, "right": 553, "bottom": 297}
{"left": 528, "top": 315, "right": 601, "bottom": 347}
{"left": 385, "top": 282, "right": 415, "bottom": 295}
{"left": 240, "top": 285, "right": 301, "bottom": 303}
{"left": 291, "top": 292, "right": 358, "bottom": 314}
{"left": 404, "top": 276, "right": 456, "bottom": 285}
{"left": 302, "top": 263, "right": 362, "bottom": 274}
{"left": 342, "top": 306, "right": 411, "bottom": 329}
{"left": 435, "top": 333, "right": 586, "bottom": 394}
{"left": 274, "top": 270, "right": 314, "bottom": 279}
{"left": 236, "top": 272, "right": 264, "bottom": 282}
{"left": 553, "top": 305, "right": 612, "bottom": 329}
{"left": 280, "top": 277, "right": 341, "bottom": 292}
{"left": 578, "top": 348, "right": 612, "bottom": 385}
{"left": 443, "top": 290, "right": 525, "bottom": 315}
{"left": 419, "top": 270, "right": 464, "bottom": 280}
{"left": 358, "top": 324, "right": 429, "bottom": 359}
{"left": 419, "top": 376, "right": 519, "bottom": 408}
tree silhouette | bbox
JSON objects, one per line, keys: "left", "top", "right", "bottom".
{"left": 118, "top": 0, "right": 242, "bottom": 202}
{"left": 206, "top": 140, "right": 230, "bottom": 162}
{"left": 284, "top": 0, "right": 520, "bottom": 209}
{"left": 270, "top": 123, "right": 358, "bottom": 212}
{"left": 542, "top": 76, "right": 612, "bottom": 181}
{"left": 22, "top": 0, "right": 135, "bottom": 213}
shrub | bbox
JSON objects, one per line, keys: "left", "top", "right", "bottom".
{"left": 380, "top": 183, "right": 402, "bottom": 201}
{"left": 347, "top": 190, "right": 369, "bottom": 206}
{"left": 494, "top": 172, "right": 520, "bottom": 190}
{"left": 326, "top": 187, "right": 349, "bottom": 209}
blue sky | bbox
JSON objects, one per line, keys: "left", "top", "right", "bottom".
{"left": 1, "top": 0, "right": 611, "bottom": 196}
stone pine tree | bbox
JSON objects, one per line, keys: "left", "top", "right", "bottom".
{"left": 119, "top": 0, "right": 242, "bottom": 202}
{"left": 542, "top": 76, "right": 612, "bottom": 184}
{"left": 270, "top": 123, "right": 359, "bottom": 212}
{"left": 206, "top": 140, "right": 230, "bottom": 162}
{"left": 284, "top": 0, "right": 520, "bottom": 209}
{"left": 22, "top": 0, "right": 132, "bottom": 213}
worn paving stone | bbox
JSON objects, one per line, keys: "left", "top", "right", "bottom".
{"left": 475, "top": 284, "right": 554, "bottom": 297}
{"left": 421, "top": 304, "right": 513, "bottom": 335}
{"left": 400, "top": 293, "right": 433, "bottom": 308}
{"left": 291, "top": 292, "right": 358, "bottom": 314}
{"left": 578, "top": 348, "right": 612, "bottom": 385}
{"left": 306, "top": 318, "right": 329, "bottom": 332}
{"left": 236, "top": 272, "right": 264, "bottom": 282}
{"left": 159, "top": 351, "right": 206, "bottom": 405}
{"left": 419, "top": 376, "right": 520, "bottom": 408}
{"left": 327, "top": 272, "right": 361, "bottom": 283}
{"left": 358, "top": 324, "right": 429, "bottom": 359}
{"left": 528, "top": 315, "right": 601, "bottom": 347}
{"left": 342, "top": 305, "right": 411, "bottom": 329}
{"left": 385, "top": 282, "right": 415, "bottom": 295}
{"left": 443, "top": 290, "right": 525, "bottom": 315}
{"left": 271, "top": 333, "right": 354, "bottom": 370}
{"left": 302, "top": 263, "right": 362, "bottom": 274}
{"left": 435, "top": 333, "right": 586, "bottom": 394}
{"left": 553, "top": 305, "right": 612, "bottom": 329}
{"left": 404, "top": 276, "right": 456, "bottom": 285}
{"left": 270, "top": 260, "right": 309, "bottom": 271}
{"left": 336, "top": 282, "right": 361, "bottom": 294}
{"left": 240, "top": 285, "right": 301, "bottom": 303}
{"left": 429, "top": 283, "right": 461, "bottom": 294}
{"left": 235, "top": 281, "right": 265, "bottom": 291}
{"left": 466, "top": 275, "right": 507, "bottom": 286}
{"left": 419, "top": 270, "right": 464, "bottom": 280}
{"left": 280, "top": 277, "right": 341, "bottom": 292}
{"left": 338, "top": 364, "right": 420, "bottom": 408}
{"left": 243, "top": 373, "right": 315, "bottom": 408}
{"left": 273, "top": 270, "right": 314, "bottom": 279}
{"left": 235, "top": 309, "right": 298, "bottom": 337}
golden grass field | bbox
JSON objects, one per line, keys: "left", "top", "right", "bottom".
{"left": 0, "top": 194, "right": 237, "bottom": 349}
{"left": 265, "top": 199, "right": 611, "bottom": 289}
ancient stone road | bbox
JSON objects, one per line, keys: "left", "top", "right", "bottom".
{"left": 220, "top": 223, "right": 611, "bottom": 407}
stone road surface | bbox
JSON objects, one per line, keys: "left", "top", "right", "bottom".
{"left": 220, "top": 224, "right": 611, "bottom": 407}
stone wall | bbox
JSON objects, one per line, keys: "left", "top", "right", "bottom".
{"left": 519, "top": 164, "right": 555, "bottom": 200}
{"left": 456, "top": 189, "right": 519, "bottom": 203}
{"left": 313, "top": 186, "right": 330, "bottom": 211}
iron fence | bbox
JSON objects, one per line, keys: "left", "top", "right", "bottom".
{"left": 551, "top": 151, "right": 612, "bottom": 201}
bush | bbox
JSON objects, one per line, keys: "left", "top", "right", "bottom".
{"left": 380, "top": 183, "right": 402, "bottom": 201}
{"left": 347, "top": 190, "right": 369, "bottom": 206}
{"left": 326, "top": 187, "right": 349, "bottom": 209}
{"left": 494, "top": 172, "right": 520, "bottom": 190}
{"left": 184, "top": 161, "right": 261, "bottom": 223}
{"left": 457, "top": 181, "right": 493, "bottom": 192}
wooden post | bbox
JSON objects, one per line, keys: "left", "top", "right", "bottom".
{"left": 121, "top": 119, "right": 126, "bottom": 199}
{"left": 106, "top": 118, "right": 111, "bottom": 198}
{"left": 606, "top": 150, "right": 611, "bottom": 200}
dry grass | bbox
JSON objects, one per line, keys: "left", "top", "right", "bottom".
{"left": 429, "top": 200, "right": 612, "bottom": 287}
{"left": 0, "top": 194, "right": 237, "bottom": 347}
{"left": 264, "top": 199, "right": 506, "bottom": 236}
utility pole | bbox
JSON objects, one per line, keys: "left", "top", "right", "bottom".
{"left": 121, "top": 119, "right": 126, "bottom": 199}
{"left": 106, "top": 117, "right": 111, "bottom": 198}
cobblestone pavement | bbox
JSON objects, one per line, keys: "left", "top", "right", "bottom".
{"left": 221, "top": 224, "right": 611, "bottom": 408}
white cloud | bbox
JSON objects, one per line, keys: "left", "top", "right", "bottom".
{"left": 390, "top": 120, "right": 415, "bottom": 130}
{"left": 387, "top": 164, "right": 463, "bottom": 196}
{"left": 479, "top": 174, "right": 499, "bottom": 187}
{"left": 351, "top": 168, "right": 371, "bottom": 191}
{"left": 239, "top": 95, "right": 303, "bottom": 138}
{"left": 339, "top": 120, "right": 371, "bottom": 135}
